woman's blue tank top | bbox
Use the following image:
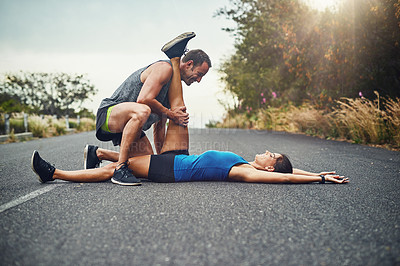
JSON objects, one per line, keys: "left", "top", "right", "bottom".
{"left": 173, "top": 150, "right": 248, "bottom": 182}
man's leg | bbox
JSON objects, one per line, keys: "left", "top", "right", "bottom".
{"left": 107, "top": 102, "right": 153, "bottom": 163}
{"left": 101, "top": 102, "right": 151, "bottom": 185}
{"left": 160, "top": 57, "right": 189, "bottom": 153}
{"left": 123, "top": 57, "right": 188, "bottom": 180}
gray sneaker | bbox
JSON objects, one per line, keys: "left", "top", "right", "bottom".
{"left": 161, "top": 32, "right": 196, "bottom": 59}
{"left": 111, "top": 162, "right": 141, "bottom": 186}
{"left": 84, "top": 145, "right": 101, "bottom": 169}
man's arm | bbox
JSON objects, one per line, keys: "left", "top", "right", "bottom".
{"left": 137, "top": 62, "right": 189, "bottom": 127}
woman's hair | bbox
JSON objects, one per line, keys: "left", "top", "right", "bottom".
{"left": 182, "top": 49, "right": 212, "bottom": 68}
{"left": 274, "top": 154, "right": 293, "bottom": 173}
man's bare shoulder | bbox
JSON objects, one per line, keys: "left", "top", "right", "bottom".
{"left": 141, "top": 61, "right": 172, "bottom": 83}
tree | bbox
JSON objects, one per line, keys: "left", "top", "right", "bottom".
{"left": 0, "top": 72, "right": 98, "bottom": 116}
{"left": 216, "top": 0, "right": 400, "bottom": 111}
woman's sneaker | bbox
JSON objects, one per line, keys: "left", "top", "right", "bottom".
{"left": 161, "top": 32, "right": 196, "bottom": 59}
{"left": 84, "top": 145, "right": 101, "bottom": 169}
{"left": 31, "top": 151, "right": 55, "bottom": 183}
{"left": 111, "top": 161, "right": 141, "bottom": 186}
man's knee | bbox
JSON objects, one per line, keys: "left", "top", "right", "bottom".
{"left": 134, "top": 105, "right": 151, "bottom": 121}
{"left": 126, "top": 104, "right": 151, "bottom": 123}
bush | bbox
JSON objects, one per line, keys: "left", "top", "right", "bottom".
{"left": 69, "top": 121, "right": 78, "bottom": 128}
{"left": 290, "top": 105, "right": 331, "bottom": 137}
{"left": 53, "top": 121, "right": 66, "bottom": 136}
{"left": 10, "top": 118, "right": 25, "bottom": 134}
{"left": 28, "top": 115, "right": 47, "bottom": 138}
{"left": 0, "top": 115, "right": 4, "bottom": 135}
{"left": 76, "top": 117, "right": 96, "bottom": 132}
{"left": 7, "top": 129, "right": 17, "bottom": 142}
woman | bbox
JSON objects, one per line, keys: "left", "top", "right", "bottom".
{"left": 31, "top": 44, "right": 348, "bottom": 185}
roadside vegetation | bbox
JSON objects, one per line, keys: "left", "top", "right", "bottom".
{"left": 0, "top": 72, "right": 97, "bottom": 142}
{"left": 214, "top": 93, "right": 400, "bottom": 149}
{"left": 212, "top": 0, "right": 400, "bottom": 150}
{"left": 0, "top": 113, "right": 96, "bottom": 143}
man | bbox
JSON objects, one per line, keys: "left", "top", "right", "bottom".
{"left": 86, "top": 32, "right": 211, "bottom": 186}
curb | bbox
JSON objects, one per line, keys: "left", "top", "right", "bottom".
{"left": 0, "top": 129, "right": 76, "bottom": 142}
{"left": 0, "top": 132, "right": 33, "bottom": 142}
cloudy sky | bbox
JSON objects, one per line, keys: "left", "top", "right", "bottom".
{"left": 0, "top": 0, "right": 334, "bottom": 127}
{"left": 0, "top": 0, "right": 238, "bottom": 127}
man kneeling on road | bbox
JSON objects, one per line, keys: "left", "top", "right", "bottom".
{"left": 84, "top": 32, "right": 212, "bottom": 186}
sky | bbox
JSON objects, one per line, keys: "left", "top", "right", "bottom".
{"left": 0, "top": 0, "right": 237, "bottom": 128}
{"left": 0, "top": 0, "right": 335, "bottom": 128}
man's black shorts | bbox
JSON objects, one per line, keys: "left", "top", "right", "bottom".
{"left": 95, "top": 106, "right": 145, "bottom": 146}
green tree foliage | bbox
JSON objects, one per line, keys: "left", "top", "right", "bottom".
{"left": 0, "top": 72, "right": 98, "bottom": 116}
{"left": 216, "top": 0, "right": 400, "bottom": 110}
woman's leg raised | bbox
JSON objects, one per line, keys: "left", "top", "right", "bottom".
{"left": 159, "top": 57, "right": 189, "bottom": 153}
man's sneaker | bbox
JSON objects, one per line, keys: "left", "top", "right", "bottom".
{"left": 84, "top": 144, "right": 101, "bottom": 169}
{"left": 161, "top": 32, "right": 196, "bottom": 59}
{"left": 31, "top": 150, "right": 55, "bottom": 183}
{"left": 111, "top": 161, "right": 141, "bottom": 186}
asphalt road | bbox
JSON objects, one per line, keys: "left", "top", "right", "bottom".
{"left": 0, "top": 129, "right": 399, "bottom": 265}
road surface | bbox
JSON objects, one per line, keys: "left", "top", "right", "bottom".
{"left": 0, "top": 129, "right": 399, "bottom": 265}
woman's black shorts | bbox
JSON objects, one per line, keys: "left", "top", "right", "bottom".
{"left": 148, "top": 150, "right": 189, "bottom": 183}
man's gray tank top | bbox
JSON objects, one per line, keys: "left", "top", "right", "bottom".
{"left": 98, "top": 60, "right": 171, "bottom": 131}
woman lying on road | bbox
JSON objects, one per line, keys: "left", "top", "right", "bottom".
{"left": 31, "top": 44, "right": 348, "bottom": 185}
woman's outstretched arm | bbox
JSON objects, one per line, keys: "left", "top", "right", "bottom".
{"left": 293, "top": 168, "right": 344, "bottom": 179}
{"left": 229, "top": 165, "right": 349, "bottom": 184}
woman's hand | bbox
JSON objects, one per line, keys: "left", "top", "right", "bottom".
{"left": 325, "top": 174, "right": 349, "bottom": 184}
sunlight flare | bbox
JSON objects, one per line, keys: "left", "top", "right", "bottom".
{"left": 303, "top": 0, "right": 341, "bottom": 11}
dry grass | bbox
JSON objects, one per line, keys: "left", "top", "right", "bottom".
{"left": 218, "top": 112, "right": 253, "bottom": 129}
{"left": 216, "top": 92, "right": 400, "bottom": 149}
{"left": 28, "top": 115, "right": 48, "bottom": 138}
{"left": 76, "top": 117, "right": 96, "bottom": 132}
{"left": 219, "top": 105, "right": 331, "bottom": 136}
{"left": 382, "top": 97, "right": 400, "bottom": 146}
{"left": 26, "top": 114, "right": 95, "bottom": 138}
{"left": 332, "top": 92, "right": 386, "bottom": 144}
{"left": 287, "top": 105, "right": 331, "bottom": 137}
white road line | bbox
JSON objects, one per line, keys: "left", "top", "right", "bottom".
{"left": 0, "top": 184, "right": 62, "bottom": 214}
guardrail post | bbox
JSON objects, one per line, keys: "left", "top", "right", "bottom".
{"left": 5, "top": 114, "right": 10, "bottom": 135}
{"left": 65, "top": 115, "right": 69, "bottom": 129}
{"left": 24, "top": 113, "right": 28, "bottom": 132}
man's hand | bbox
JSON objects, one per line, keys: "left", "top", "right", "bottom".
{"left": 170, "top": 106, "right": 189, "bottom": 127}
